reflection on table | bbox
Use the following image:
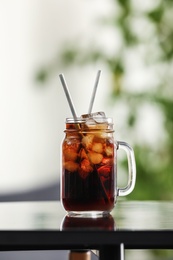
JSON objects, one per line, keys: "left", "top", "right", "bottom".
{"left": 61, "top": 213, "right": 115, "bottom": 231}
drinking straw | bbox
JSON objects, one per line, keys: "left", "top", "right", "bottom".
{"left": 88, "top": 70, "right": 101, "bottom": 114}
{"left": 59, "top": 72, "right": 109, "bottom": 202}
{"left": 59, "top": 74, "right": 78, "bottom": 120}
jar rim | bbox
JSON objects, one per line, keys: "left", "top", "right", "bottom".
{"left": 65, "top": 117, "right": 113, "bottom": 124}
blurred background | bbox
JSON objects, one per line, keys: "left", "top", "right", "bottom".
{"left": 0, "top": 0, "right": 113, "bottom": 197}
{"left": 0, "top": 0, "right": 173, "bottom": 259}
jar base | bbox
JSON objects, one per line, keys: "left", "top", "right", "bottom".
{"left": 67, "top": 210, "right": 110, "bottom": 218}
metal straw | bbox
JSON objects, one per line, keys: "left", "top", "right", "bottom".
{"left": 59, "top": 74, "right": 78, "bottom": 120}
{"left": 88, "top": 70, "right": 101, "bottom": 114}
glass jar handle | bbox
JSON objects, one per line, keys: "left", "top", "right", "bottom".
{"left": 117, "top": 141, "right": 136, "bottom": 196}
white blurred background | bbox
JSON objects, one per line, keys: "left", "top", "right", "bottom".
{"left": 0, "top": 0, "right": 113, "bottom": 194}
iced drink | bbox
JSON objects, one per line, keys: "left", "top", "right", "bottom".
{"left": 61, "top": 112, "right": 117, "bottom": 214}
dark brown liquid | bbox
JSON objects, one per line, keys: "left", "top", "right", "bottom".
{"left": 62, "top": 123, "right": 116, "bottom": 212}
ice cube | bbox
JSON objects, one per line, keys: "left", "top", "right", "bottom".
{"left": 79, "top": 159, "right": 93, "bottom": 179}
{"left": 81, "top": 111, "right": 107, "bottom": 124}
{"left": 98, "top": 165, "right": 111, "bottom": 178}
{"left": 92, "top": 142, "right": 103, "bottom": 153}
{"left": 82, "top": 134, "right": 94, "bottom": 149}
{"left": 104, "top": 145, "right": 114, "bottom": 157}
{"left": 64, "top": 148, "right": 78, "bottom": 162}
{"left": 102, "top": 157, "right": 113, "bottom": 165}
{"left": 83, "top": 117, "right": 96, "bottom": 126}
{"left": 64, "top": 161, "right": 79, "bottom": 172}
{"left": 81, "top": 112, "right": 108, "bottom": 133}
{"left": 79, "top": 148, "right": 88, "bottom": 160}
{"left": 88, "top": 151, "right": 103, "bottom": 164}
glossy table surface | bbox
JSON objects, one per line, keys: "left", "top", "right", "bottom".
{"left": 0, "top": 200, "right": 173, "bottom": 251}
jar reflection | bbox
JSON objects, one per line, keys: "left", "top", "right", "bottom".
{"left": 61, "top": 214, "right": 115, "bottom": 231}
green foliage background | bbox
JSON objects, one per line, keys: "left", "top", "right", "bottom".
{"left": 36, "top": 0, "right": 173, "bottom": 201}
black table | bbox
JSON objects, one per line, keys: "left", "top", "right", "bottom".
{"left": 0, "top": 200, "right": 173, "bottom": 260}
